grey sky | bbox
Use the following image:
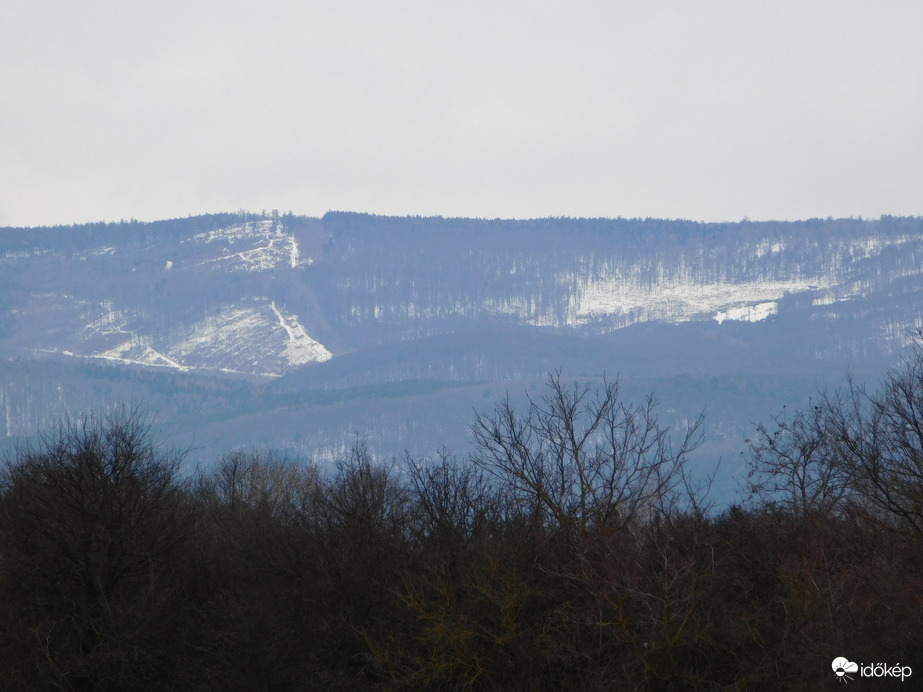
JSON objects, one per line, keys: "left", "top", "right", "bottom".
{"left": 1, "top": 1, "right": 921, "bottom": 227}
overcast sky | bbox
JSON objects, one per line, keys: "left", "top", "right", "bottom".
{"left": 1, "top": 1, "right": 921, "bottom": 227}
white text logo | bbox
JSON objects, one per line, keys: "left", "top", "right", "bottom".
{"left": 832, "top": 657, "right": 912, "bottom": 683}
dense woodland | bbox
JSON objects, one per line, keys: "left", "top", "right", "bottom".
{"left": 2, "top": 345, "right": 923, "bottom": 689}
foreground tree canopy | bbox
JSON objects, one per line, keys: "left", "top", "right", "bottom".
{"left": 1, "top": 356, "right": 923, "bottom": 689}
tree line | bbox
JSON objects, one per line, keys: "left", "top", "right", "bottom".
{"left": 2, "top": 348, "right": 923, "bottom": 689}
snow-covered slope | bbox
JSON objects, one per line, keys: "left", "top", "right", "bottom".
{"left": 2, "top": 215, "right": 331, "bottom": 378}
{"left": 26, "top": 296, "right": 329, "bottom": 378}
{"left": 188, "top": 218, "right": 310, "bottom": 272}
{"left": 1, "top": 212, "right": 922, "bottom": 499}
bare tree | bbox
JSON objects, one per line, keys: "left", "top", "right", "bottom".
{"left": 746, "top": 398, "right": 853, "bottom": 517}
{"left": 323, "top": 440, "right": 414, "bottom": 544}
{"left": 831, "top": 340, "right": 923, "bottom": 531}
{"left": 749, "top": 335, "right": 923, "bottom": 531}
{"left": 470, "top": 372, "right": 703, "bottom": 534}
{"left": 404, "top": 447, "right": 494, "bottom": 552}
{"left": 0, "top": 406, "right": 189, "bottom": 689}
{"left": 197, "top": 448, "right": 320, "bottom": 524}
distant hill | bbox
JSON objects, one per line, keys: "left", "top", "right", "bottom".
{"left": 2, "top": 212, "right": 921, "bottom": 502}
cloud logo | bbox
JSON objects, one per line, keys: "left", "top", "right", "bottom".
{"left": 832, "top": 657, "right": 858, "bottom": 683}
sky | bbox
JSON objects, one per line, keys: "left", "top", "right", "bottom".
{"left": 1, "top": 0, "right": 921, "bottom": 227}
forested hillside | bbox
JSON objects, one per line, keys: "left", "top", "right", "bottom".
{"left": 1, "top": 213, "right": 922, "bottom": 498}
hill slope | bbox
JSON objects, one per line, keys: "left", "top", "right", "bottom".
{"left": 2, "top": 212, "right": 921, "bottom": 501}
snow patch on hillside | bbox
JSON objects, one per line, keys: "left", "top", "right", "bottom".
{"left": 846, "top": 234, "right": 915, "bottom": 259}
{"left": 99, "top": 341, "right": 189, "bottom": 371}
{"left": 28, "top": 293, "right": 331, "bottom": 377}
{"left": 573, "top": 277, "right": 823, "bottom": 326}
{"left": 754, "top": 239, "right": 785, "bottom": 258}
{"left": 171, "top": 301, "right": 331, "bottom": 375}
{"left": 82, "top": 300, "right": 131, "bottom": 336}
{"left": 714, "top": 301, "right": 777, "bottom": 324}
{"left": 270, "top": 302, "right": 332, "bottom": 365}
{"left": 189, "top": 219, "right": 305, "bottom": 272}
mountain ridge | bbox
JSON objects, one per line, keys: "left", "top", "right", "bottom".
{"left": 2, "top": 212, "right": 921, "bottom": 501}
